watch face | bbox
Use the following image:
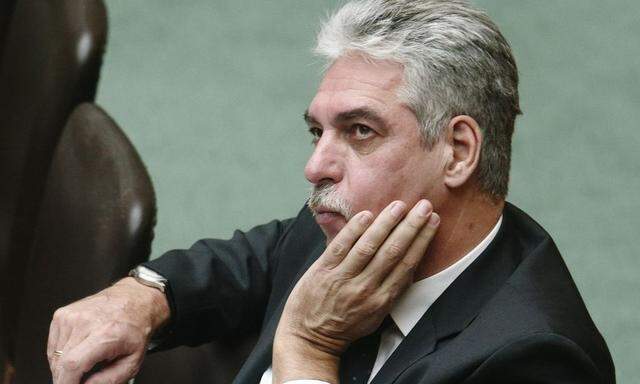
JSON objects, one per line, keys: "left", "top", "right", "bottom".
{"left": 137, "top": 266, "right": 166, "bottom": 282}
{"left": 131, "top": 266, "right": 166, "bottom": 292}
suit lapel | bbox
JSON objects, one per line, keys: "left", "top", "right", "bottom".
{"left": 370, "top": 312, "right": 437, "bottom": 384}
{"left": 371, "top": 206, "right": 522, "bottom": 383}
{"left": 233, "top": 242, "right": 325, "bottom": 384}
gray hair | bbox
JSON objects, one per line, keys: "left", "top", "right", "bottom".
{"left": 315, "top": 0, "right": 521, "bottom": 198}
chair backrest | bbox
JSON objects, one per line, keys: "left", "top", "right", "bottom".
{"left": 0, "top": 0, "right": 16, "bottom": 58}
{"left": 0, "top": 2, "right": 18, "bottom": 379}
{"left": 11, "top": 103, "right": 156, "bottom": 383}
{"left": 0, "top": 0, "right": 107, "bottom": 368}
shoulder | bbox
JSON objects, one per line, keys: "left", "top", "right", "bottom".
{"left": 463, "top": 332, "right": 613, "bottom": 384}
{"left": 468, "top": 203, "right": 615, "bottom": 382}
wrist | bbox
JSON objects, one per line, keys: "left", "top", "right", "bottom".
{"left": 114, "top": 277, "right": 171, "bottom": 332}
{"left": 272, "top": 331, "right": 340, "bottom": 384}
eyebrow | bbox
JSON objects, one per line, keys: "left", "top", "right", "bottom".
{"left": 303, "top": 110, "right": 319, "bottom": 126}
{"left": 303, "top": 107, "right": 387, "bottom": 130}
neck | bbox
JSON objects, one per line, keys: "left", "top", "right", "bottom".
{"left": 415, "top": 190, "right": 504, "bottom": 280}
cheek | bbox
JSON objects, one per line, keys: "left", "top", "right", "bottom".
{"left": 346, "top": 149, "right": 442, "bottom": 214}
{"left": 346, "top": 158, "right": 414, "bottom": 213}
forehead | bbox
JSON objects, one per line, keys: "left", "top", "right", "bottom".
{"left": 309, "top": 55, "right": 406, "bottom": 116}
{"left": 318, "top": 55, "right": 405, "bottom": 93}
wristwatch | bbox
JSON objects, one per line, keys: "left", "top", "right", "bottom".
{"left": 128, "top": 265, "right": 168, "bottom": 293}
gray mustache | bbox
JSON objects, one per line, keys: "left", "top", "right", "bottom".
{"left": 307, "top": 183, "right": 354, "bottom": 221}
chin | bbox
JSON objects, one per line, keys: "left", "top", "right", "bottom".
{"left": 319, "top": 225, "right": 340, "bottom": 244}
{"left": 315, "top": 215, "right": 347, "bottom": 244}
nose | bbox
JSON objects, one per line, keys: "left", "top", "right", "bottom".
{"left": 304, "top": 133, "right": 343, "bottom": 185}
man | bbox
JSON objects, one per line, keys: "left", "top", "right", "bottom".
{"left": 47, "top": 1, "right": 615, "bottom": 383}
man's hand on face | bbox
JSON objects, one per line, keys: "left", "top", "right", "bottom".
{"left": 273, "top": 199, "right": 439, "bottom": 383}
{"left": 47, "top": 277, "right": 170, "bottom": 384}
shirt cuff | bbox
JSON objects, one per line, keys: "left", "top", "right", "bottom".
{"left": 284, "top": 381, "right": 331, "bottom": 384}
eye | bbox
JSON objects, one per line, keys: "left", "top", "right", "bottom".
{"left": 352, "top": 124, "right": 374, "bottom": 140}
{"left": 308, "top": 127, "right": 322, "bottom": 144}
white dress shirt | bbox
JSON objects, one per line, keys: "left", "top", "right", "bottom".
{"left": 260, "top": 216, "right": 503, "bottom": 384}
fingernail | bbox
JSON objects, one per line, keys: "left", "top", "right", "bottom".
{"left": 359, "top": 211, "right": 372, "bottom": 224}
{"left": 416, "top": 200, "right": 431, "bottom": 217}
{"left": 429, "top": 213, "right": 440, "bottom": 227}
{"left": 390, "top": 201, "right": 405, "bottom": 218}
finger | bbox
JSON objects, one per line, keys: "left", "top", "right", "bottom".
{"left": 54, "top": 318, "right": 72, "bottom": 354}
{"left": 55, "top": 326, "right": 92, "bottom": 380}
{"left": 360, "top": 199, "right": 433, "bottom": 284}
{"left": 380, "top": 213, "right": 440, "bottom": 296}
{"left": 47, "top": 317, "right": 60, "bottom": 366}
{"left": 339, "top": 200, "right": 407, "bottom": 276}
{"left": 60, "top": 325, "right": 91, "bottom": 354}
{"left": 51, "top": 315, "right": 73, "bottom": 377}
{"left": 52, "top": 315, "right": 94, "bottom": 380}
{"left": 318, "top": 210, "right": 373, "bottom": 269}
{"left": 56, "top": 330, "right": 124, "bottom": 384}
{"left": 82, "top": 354, "right": 142, "bottom": 384}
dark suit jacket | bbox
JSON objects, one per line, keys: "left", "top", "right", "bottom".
{"left": 144, "top": 202, "right": 615, "bottom": 383}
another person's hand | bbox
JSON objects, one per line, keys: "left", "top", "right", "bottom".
{"left": 47, "top": 277, "right": 170, "bottom": 384}
{"left": 273, "top": 199, "right": 439, "bottom": 383}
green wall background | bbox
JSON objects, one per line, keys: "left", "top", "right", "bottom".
{"left": 96, "top": 1, "right": 639, "bottom": 382}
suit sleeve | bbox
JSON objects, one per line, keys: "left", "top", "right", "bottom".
{"left": 464, "top": 333, "right": 610, "bottom": 384}
{"left": 142, "top": 217, "right": 296, "bottom": 349}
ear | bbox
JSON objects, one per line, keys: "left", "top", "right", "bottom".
{"left": 443, "top": 115, "right": 482, "bottom": 189}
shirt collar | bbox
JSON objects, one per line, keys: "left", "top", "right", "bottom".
{"left": 389, "top": 215, "right": 503, "bottom": 336}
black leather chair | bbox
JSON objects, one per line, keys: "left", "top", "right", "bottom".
{"left": 1, "top": 2, "right": 256, "bottom": 382}
{"left": 12, "top": 103, "right": 156, "bottom": 383}
{"left": 9, "top": 101, "right": 255, "bottom": 383}
{"left": 0, "top": 0, "right": 107, "bottom": 377}
{"left": 0, "top": 3, "right": 19, "bottom": 379}
{"left": 0, "top": 0, "right": 16, "bottom": 58}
